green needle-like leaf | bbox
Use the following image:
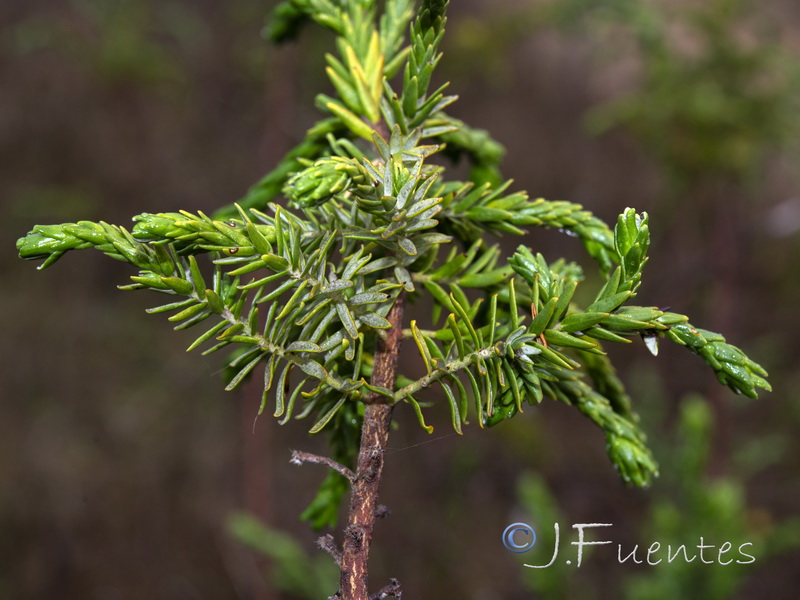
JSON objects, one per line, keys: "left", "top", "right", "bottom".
{"left": 15, "top": 0, "right": 772, "bottom": 536}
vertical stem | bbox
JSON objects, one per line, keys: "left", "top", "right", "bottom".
{"left": 340, "top": 294, "right": 405, "bottom": 600}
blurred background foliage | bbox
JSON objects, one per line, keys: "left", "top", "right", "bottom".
{"left": 513, "top": 394, "right": 800, "bottom": 600}
{"left": 2, "top": 0, "right": 800, "bottom": 598}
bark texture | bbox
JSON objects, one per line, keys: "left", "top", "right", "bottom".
{"left": 339, "top": 295, "right": 405, "bottom": 600}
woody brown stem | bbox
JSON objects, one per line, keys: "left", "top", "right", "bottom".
{"left": 339, "top": 293, "right": 405, "bottom": 600}
{"left": 290, "top": 450, "right": 355, "bottom": 481}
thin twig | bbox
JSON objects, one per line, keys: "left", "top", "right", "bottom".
{"left": 290, "top": 450, "right": 355, "bottom": 482}
{"left": 317, "top": 533, "right": 343, "bottom": 567}
{"left": 368, "top": 578, "right": 402, "bottom": 600}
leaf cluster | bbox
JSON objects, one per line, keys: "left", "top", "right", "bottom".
{"left": 17, "top": 0, "right": 770, "bottom": 524}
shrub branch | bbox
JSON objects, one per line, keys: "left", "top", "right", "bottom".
{"left": 340, "top": 294, "right": 405, "bottom": 600}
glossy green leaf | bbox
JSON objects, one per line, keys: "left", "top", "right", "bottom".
{"left": 441, "top": 381, "right": 462, "bottom": 434}
{"left": 309, "top": 397, "right": 347, "bottom": 433}
{"left": 560, "top": 311, "right": 609, "bottom": 332}
{"left": 543, "top": 329, "right": 600, "bottom": 352}
{"left": 405, "top": 395, "right": 434, "bottom": 434}
{"left": 286, "top": 341, "right": 323, "bottom": 353}
{"left": 225, "top": 352, "right": 265, "bottom": 391}
{"left": 359, "top": 312, "right": 391, "bottom": 329}
{"left": 297, "top": 359, "right": 328, "bottom": 380}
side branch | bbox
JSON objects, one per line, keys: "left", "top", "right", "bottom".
{"left": 369, "top": 578, "right": 402, "bottom": 599}
{"left": 318, "top": 533, "right": 343, "bottom": 567}
{"left": 290, "top": 450, "right": 355, "bottom": 481}
{"left": 392, "top": 346, "right": 496, "bottom": 403}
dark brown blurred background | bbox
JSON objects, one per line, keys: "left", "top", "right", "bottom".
{"left": 2, "top": 1, "right": 800, "bottom": 599}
